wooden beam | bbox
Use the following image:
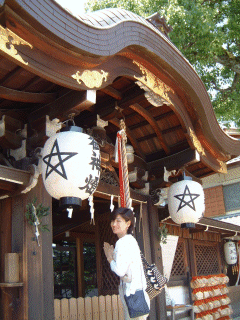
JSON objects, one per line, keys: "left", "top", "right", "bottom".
{"left": 148, "top": 148, "right": 200, "bottom": 173}
{"left": 100, "top": 86, "right": 122, "bottom": 100}
{"left": 109, "top": 117, "right": 145, "bottom": 159}
{"left": 189, "top": 227, "right": 208, "bottom": 234}
{"left": 96, "top": 87, "right": 144, "bottom": 120}
{"left": 0, "top": 180, "right": 18, "bottom": 192}
{"left": 29, "top": 90, "right": 96, "bottom": 122}
{"left": 96, "top": 180, "right": 148, "bottom": 203}
{"left": 146, "top": 140, "right": 189, "bottom": 163}
{"left": 129, "top": 103, "right": 170, "bottom": 154}
{"left": 0, "top": 85, "right": 57, "bottom": 103}
{"left": 0, "top": 165, "right": 31, "bottom": 185}
{"left": 70, "top": 232, "right": 95, "bottom": 241}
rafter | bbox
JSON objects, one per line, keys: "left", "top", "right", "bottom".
{"left": 0, "top": 85, "right": 57, "bottom": 103}
{"left": 129, "top": 110, "right": 174, "bottom": 130}
{"left": 100, "top": 86, "right": 122, "bottom": 100}
{"left": 0, "top": 66, "right": 22, "bottom": 86}
{"left": 137, "top": 125, "right": 183, "bottom": 142}
{"left": 109, "top": 117, "right": 145, "bottom": 159}
{"left": 129, "top": 103, "right": 170, "bottom": 154}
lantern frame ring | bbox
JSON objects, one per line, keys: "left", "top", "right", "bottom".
{"left": 62, "top": 117, "right": 76, "bottom": 128}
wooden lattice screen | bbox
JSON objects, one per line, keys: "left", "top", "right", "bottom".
{"left": 170, "top": 238, "right": 187, "bottom": 277}
{"left": 97, "top": 213, "right": 119, "bottom": 296}
{"left": 194, "top": 240, "right": 221, "bottom": 276}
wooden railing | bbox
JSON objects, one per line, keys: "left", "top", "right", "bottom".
{"left": 54, "top": 295, "right": 125, "bottom": 320}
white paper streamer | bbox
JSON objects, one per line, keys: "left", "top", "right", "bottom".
{"left": 129, "top": 198, "right": 134, "bottom": 212}
{"left": 32, "top": 204, "right": 40, "bottom": 246}
{"left": 110, "top": 195, "right": 115, "bottom": 212}
{"left": 67, "top": 207, "right": 73, "bottom": 218}
{"left": 88, "top": 195, "right": 95, "bottom": 225}
{"left": 114, "top": 136, "right": 119, "bottom": 163}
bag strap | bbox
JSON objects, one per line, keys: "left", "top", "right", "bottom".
{"left": 140, "top": 251, "right": 151, "bottom": 268}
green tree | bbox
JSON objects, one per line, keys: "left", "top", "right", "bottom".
{"left": 85, "top": 0, "right": 240, "bottom": 127}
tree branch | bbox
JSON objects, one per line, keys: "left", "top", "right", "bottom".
{"left": 220, "top": 73, "right": 240, "bottom": 96}
{"left": 214, "top": 49, "right": 240, "bottom": 74}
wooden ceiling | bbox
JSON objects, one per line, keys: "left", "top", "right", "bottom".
{"left": 0, "top": 0, "right": 240, "bottom": 199}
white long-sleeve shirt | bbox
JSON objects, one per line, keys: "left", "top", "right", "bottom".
{"left": 110, "top": 234, "right": 147, "bottom": 297}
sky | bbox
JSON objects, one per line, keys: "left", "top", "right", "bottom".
{"left": 55, "top": 0, "right": 87, "bottom": 15}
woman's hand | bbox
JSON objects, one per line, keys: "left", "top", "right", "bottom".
{"left": 103, "top": 242, "right": 114, "bottom": 263}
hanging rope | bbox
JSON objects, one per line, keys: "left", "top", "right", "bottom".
{"left": 115, "top": 119, "right": 131, "bottom": 208}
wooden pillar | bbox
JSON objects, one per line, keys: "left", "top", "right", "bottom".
{"left": 95, "top": 219, "right": 103, "bottom": 295}
{"left": 147, "top": 199, "right": 167, "bottom": 320}
{"left": 0, "top": 198, "right": 13, "bottom": 320}
{"left": 12, "top": 178, "right": 54, "bottom": 320}
{"left": 12, "top": 193, "right": 28, "bottom": 320}
{"left": 142, "top": 203, "right": 157, "bottom": 320}
{"left": 76, "top": 238, "right": 85, "bottom": 297}
{"left": 135, "top": 203, "right": 157, "bottom": 320}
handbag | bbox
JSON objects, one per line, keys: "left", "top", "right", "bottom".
{"left": 124, "top": 289, "right": 150, "bottom": 318}
{"left": 141, "top": 252, "right": 168, "bottom": 300}
{"left": 124, "top": 250, "right": 150, "bottom": 319}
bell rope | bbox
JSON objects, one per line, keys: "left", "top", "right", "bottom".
{"left": 116, "top": 119, "right": 131, "bottom": 208}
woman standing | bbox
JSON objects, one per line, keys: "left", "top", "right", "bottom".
{"left": 103, "top": 207, "right": 150, "bottom": 319}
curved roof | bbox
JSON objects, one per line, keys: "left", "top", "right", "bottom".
{"left": 0, "top": 0, "right": 239, "bottom": 197}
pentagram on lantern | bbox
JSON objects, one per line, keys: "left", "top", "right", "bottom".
{"left": 42, "top": 139, "right": 78, "bottom": 180}
{"left": 174, "top": 185, "right": 200, "bottom": 212}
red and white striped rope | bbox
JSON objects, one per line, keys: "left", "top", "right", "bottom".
{"left": 117, "top": 120, "right": 131, "bottom": 208}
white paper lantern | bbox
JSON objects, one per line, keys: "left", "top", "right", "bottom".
{"left": 41, "top": 126, "right": 101, "bottom": 207}
{"left": 168, "top": 177, "right": 205, "bottom": 228}
{"left": 224, "top": 241, "right": 237, "bottom": 265}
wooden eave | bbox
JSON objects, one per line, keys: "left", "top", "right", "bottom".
{"left": 161, "top": 216, "right": 240, "bottom": 237}
{"left": 0, "top": 1, "right": 239, "bottom": 196}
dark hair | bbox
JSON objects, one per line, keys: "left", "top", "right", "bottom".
{"left": 110, "top": 207, "right": 135, "bottom": 234}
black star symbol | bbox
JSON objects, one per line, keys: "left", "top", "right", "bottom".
{"left": 43, "top": 139, "right": 78, "bottom": 180}
{"left": 174, "top": 185, "right": 200, "bottom": 212}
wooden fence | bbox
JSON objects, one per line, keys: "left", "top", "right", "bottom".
{"left": 54, "top": 295, "right": 125, "bottom": 320}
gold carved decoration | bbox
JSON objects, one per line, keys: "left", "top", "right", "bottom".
{"left": 133, "top": 61, "right": 173, "bottom": 105}
{"left": 189, "top": 128, "right": 227, "bottom": 174}
{"left": 217, "top": 160, "right": 227, "bottom": 174}
{"left": 0, "top": 26, "right": 32, "bottom": 65}
{"left": 189, "top": 128, "right": 206, "bottom": 156}
{"left": 72, "top": 70, "right": 108, "bottom": 88}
